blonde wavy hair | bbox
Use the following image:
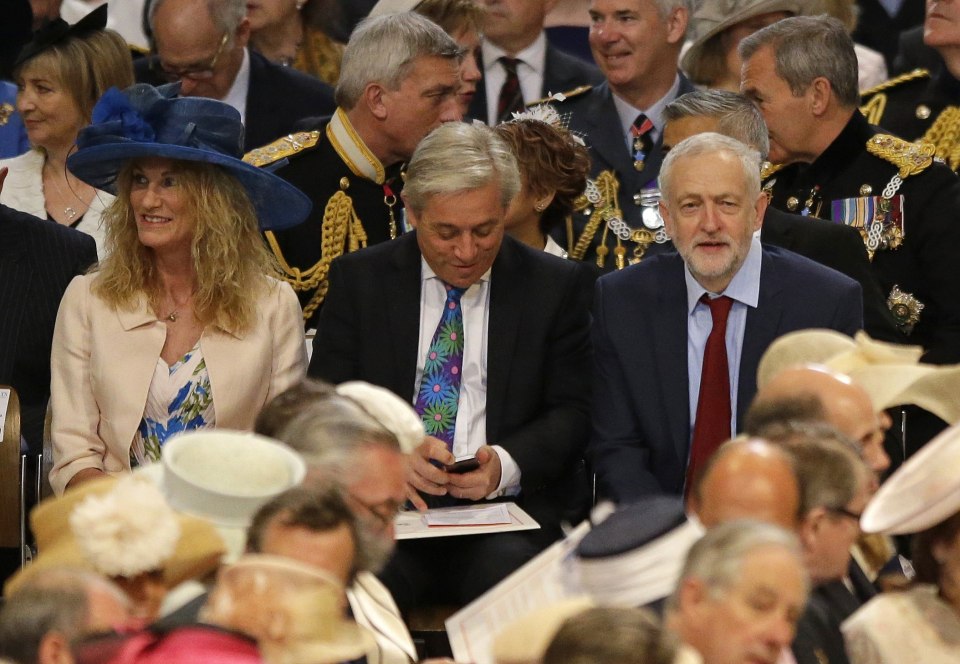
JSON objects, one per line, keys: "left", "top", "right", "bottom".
{"left": 92, "top": 159, "right": 280, "bottom": 334}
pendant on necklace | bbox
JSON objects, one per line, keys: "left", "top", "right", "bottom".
{"left": 165, "top": 311, "right": 179, "bottom": 322}
{"left": 64, "top": 206, "right": 77, "bottom": 220}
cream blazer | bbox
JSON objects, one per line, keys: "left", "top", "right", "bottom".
{"left": 0, "top": 149, "right": 112, "bottom": 258}
{"left": 49, "top": 273, "right": 307, "bottom": 494}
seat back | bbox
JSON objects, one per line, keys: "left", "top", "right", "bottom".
{"left": 0, "top": 387, "right": 21, "bottom": 548}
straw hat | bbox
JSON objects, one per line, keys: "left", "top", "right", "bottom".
{"left": 4, "top": 474, "right": 225, "bottom": 596}
{"left": 67, "top": 83, "right": 312, "bottom": 231}
{"left": 681, "top": 0, "right": 815, "bottom": 76}
{"left": 757, "top": 329, "right": 960, "bottom": 425}
{"left": 861, "top": 422, "right": 960, "bottom": 535}
{"left": 136, "top": 430, "right": 306, "bottom": 561}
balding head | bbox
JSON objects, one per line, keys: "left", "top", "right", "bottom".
{"left": 692, "top": 439, "right": 800, "bottom": 531}
{"left": 749, "top": 365, "right": 890, "bottom": 476}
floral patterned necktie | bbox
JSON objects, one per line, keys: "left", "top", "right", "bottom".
{"left": 415, "top": 284, "right": 466, "bottom": 449}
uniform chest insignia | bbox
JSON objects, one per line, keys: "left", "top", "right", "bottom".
{"left": 0, "top": 103, "right": 12, "bottom": 126}
{"left": 760, "top": 160, "right": 785, "bottom": 182}
{"left": 888, "top": 284, "right": 924, "bottom": 335}
{"left": 243, "top": 130, "right": 321, "bottom": 167}
{"left": 866, "top": 134, "right": 935, "bottom": 179}
{"left": 532, "top": 85, "right": 593, "bottom": 106}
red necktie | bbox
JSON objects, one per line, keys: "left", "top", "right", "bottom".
{"left": 686, "top": 295, "right": 734, "bottom": 495}
{"left": 496, "top": 57, "right": 524, "bottom": 123}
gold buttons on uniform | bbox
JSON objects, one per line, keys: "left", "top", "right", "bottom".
{"left": 339, "top": 177, "right": 350, "bottom": 190}
{"left": 859, "top": 184, "right": 873, "bottom": 196}
{"left": 786, "top": 196, "right": 799, "bottom": 211}
{"left": 916, "top": 105, "right": 931, "bottom": 120}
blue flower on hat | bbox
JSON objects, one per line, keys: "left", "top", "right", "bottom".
{"left": 90, "top": 87, "right": 156, "bottom": 144}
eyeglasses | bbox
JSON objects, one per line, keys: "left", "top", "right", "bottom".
{"left": 159, "top": 32, "right": 229, "bottom": 82}
{"left": 827, "top": 506, "right": 863, "bottom": 522}
{"left": 348, "top": 493, "right": 404, "bottom": 529}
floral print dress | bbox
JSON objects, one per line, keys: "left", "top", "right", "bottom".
{"left": 131, "top": 342, "right": 215, "bottom": 466}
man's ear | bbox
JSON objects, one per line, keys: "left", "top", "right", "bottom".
{"left": 403, "top": 196, "right": 420, "bottom": 229}
{"left": 235, "top": 16, "right": 252, "bottom": 49}
{"left": 808, "top": 77, "right": 832, "bottom": 116}
{"left": 798, "top": 507, "right": 826, "bottom": 551}
{"left": 665, "top": 7, "right": 689, "bottom": 45}
{"left": 38, "top": 631, "right": 73, "bottom": 664}
{"left": 364, "top": 82, "right": 389, "bottom": 121}
{"left": 659, "top": 200, "right": 675, "bottom": 237}
{"left": 753, "top": 190, "right": 768, "bottom": 231}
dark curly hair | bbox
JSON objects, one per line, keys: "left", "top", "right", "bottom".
{"left": 494, "top": 118, "right": 591, "bottom": 234}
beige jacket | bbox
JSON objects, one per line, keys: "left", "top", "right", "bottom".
{"left": 49, "top": 273, "right": 307, "bottom": 493}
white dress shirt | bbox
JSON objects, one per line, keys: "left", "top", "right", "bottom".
{"left": 482, "top": 32, "right": 548, "bottom": 125}
{"left": 414, "top": 260, "right": 522, "bottom": 494}
{"left": 221, "top": 48, "right": 251, "bottom": 125}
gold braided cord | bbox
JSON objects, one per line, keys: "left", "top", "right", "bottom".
{"left": 860, "top": 68, "right": 930, "bottom": 97}
{"left": 919, "top": 106, "right": 960, "bottom": 171}
{"left": 266, "top": 190, "right": 358, "bottom": 322}
{"left": 571, "top": 171, "right": 622, "bottom": 261}
{"left": 866, "top": 134, "right": 936, "bottom": 179}
{"left": 860, "top": 94, "right": 887, "bottom": 126}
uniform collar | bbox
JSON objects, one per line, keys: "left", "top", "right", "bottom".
{"left": 327, "top": 107, "right": 386, "bottom": 184}
{"left": 798, "top": 111, "right": 873, "bottom": 187}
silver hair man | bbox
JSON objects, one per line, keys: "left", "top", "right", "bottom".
{"left": 335, "top": 12, "right": 463, "bottom": 109}
{"left": 663, "top": 89, "right": 771, "bottom": 159}
{"left": 738, "top": 15, "right": 860, "bottom": 108}
{"left": 659, "top": 132, "right": 761, "bottom": 205}
{"left": 403, "top": 121, "right": 521, "bottom": 214}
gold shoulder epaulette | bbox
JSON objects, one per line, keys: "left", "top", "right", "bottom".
{"left": 530, "top": 85, "right": 593, "bottom": 106}
{"left": 866, "top": 134, "right": 936, "bottom": 179}
{"left": 243, "top": 130, "right": 321, "bottom": 167}
{"left": 760, "top": 161, "right": 786, "bottom": 181}
{"left": 860, "top": 68, "right": 930, "bottom": 98}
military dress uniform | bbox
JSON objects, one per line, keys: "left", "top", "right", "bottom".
{"left": 764, "top": 111, "right": 960, "bottom": 365}
{"left": 548, "top": 76, "right": 697, "bottom": 272}
{"left": 861, "top": 67, "right": 960, "bottom": 172}
{"left": 245, "top": 108, "right": 404, "bottom": 329}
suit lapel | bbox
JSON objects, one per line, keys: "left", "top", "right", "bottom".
{"left": 738, "top": 247, "right": 784, "bottom": 424}
{"left": 0, "top": 226, "right": 28, "bottom": 380}
{"left": 485, "top": 240, "right": 524, "bottom": 440}
{"left": 651, "top": 257, "right": 691, "bottom": 464}
{"left": 387, "top": 235, "right": 424, "bottom": 401}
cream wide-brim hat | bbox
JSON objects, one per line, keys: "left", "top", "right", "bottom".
{"left": 368, "top": 0, "right": 422, "bottom": 16}
{"left": 861, "top": 421, "right": 960, "bottom": 535}
{"left": 681, "top": 0, "right": 815, "bottom": 75}
{"left": 756, "top": 329, "right": 960, "bottom": 426}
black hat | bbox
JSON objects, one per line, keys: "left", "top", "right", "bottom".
{"left": 14, "top": 4, "right": 108, "bottom": 70}
{"left": 576, "top": 496, "right": 705, "bottom": 606}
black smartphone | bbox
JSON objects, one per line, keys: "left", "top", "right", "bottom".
{"left": 444, "top": 455, "right": 480, "bottom": 474}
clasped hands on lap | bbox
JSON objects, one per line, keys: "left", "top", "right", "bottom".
{"left": 405, "top": 437, "right": 502, "bottom": 510}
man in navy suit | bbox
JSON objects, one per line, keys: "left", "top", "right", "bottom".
{"left": 590, "top": 133, "right": 862, "bottom": 503}
{"left": 136, "top": 0, "right": 334, "bottom": 150}
{"left": 550, "top": 0, "right": 698, "bottom": 270}
{"left": 468, "top": 0, "right": 602, "bottom": 124}
{"left": 309, "top": 122, "right": 591, "bottom": 609}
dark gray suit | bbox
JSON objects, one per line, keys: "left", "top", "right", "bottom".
{"left": 467, "top": 42, "right": 603, "bottom": 124}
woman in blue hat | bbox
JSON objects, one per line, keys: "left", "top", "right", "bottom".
{"left": 48, "top": 83, "right": 312, "bottom": 495}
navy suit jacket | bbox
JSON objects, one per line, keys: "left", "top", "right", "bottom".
{"left": 467, "top": 42, "right": 603, "bottom": 123}
{"left": 589, "top": 245, "right": 863, "bottom": 502}
{"left": 134, "top": 49, "right": 335, "bottom": 151}
{"left": 308, "top": 233, "right": 592, "bottom": 527}
{"left": 0, "top": 206, "right": 97, "bottom": 452}
{"left": 562, "top": 76, "right": 696, "bottom": 224}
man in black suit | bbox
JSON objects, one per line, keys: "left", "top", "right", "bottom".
{"left": 590, "top": 133, "right": 862, "bottom": 502}
{"left": 0, "top": 167, "right": 97, "bottom": 454}
{"left": 309, "top": 122, "right": 591, "bottom": 609}
{"left": 468, "top": 0, "right": 602, "bottom": 124}
{"left": 549, "top": 0, "right": 698, "bottom": 270}
{"left": 135, "top": 0, "right": 335, "bottom": 151}
{"left": 660, "top": 89, "right": 902, "bottom": 343}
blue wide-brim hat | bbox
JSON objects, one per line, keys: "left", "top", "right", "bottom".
{"left": 67, "top": 83, "right": 311, "bottom": 231}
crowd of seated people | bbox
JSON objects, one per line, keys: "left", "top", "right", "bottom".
{"left": 2, "top": 1, "right": 960, "bottom": 663}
